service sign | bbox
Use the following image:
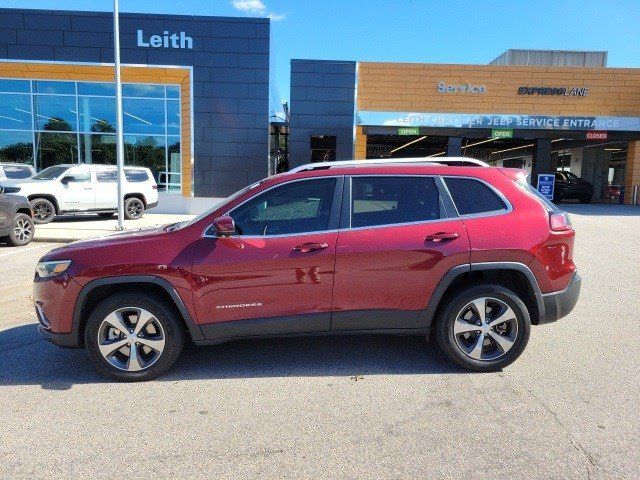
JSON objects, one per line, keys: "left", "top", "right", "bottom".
{"left": 537, "top": 174, "right": 555, "bottom": 200}
{"left": 586, "top": 131, "right": 608, "bottom": 140}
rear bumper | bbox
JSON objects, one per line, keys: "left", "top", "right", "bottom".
{"left": 539, "top": 272, "right": 581, "bottom": 324}
{"left": 147, "top": 200, "right": 158, "bottom": 209}
{"left": 38, "top": 324, "right": 81, "bottom": 349}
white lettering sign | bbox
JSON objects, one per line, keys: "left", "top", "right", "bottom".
{"left": 437, "top": 82, "right": 486, "bottom": 94}
{"left": 137, "top": 29, "right": 193, "bottom": 49}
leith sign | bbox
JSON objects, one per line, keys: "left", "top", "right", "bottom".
{"left": 137, "top": 30, "right": 193, "bottom": 49}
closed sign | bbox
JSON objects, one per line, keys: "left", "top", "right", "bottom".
{"left": 586, "top": 131, "right": 608, "bottom": 140}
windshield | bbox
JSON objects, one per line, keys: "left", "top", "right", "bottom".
{"left": 173, "top": 181, "right": 264, "bottom": 230}
{"left": 2, "top": 165, "right": 33, "bottom": 179}
{"left": 563, "top": 171, "right": 581, "bottom": 181}
{"left": 32, "top": 166, "right": 70, "bottom": 181}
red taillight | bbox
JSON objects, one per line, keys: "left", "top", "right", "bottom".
{"left": 550, "top": 211, "right": 572, "bottom": 231}
{"left": 152, "top": 185, "right": 158, "bottom": 190}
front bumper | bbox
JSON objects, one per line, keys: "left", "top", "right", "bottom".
{"left": 539, "top": 272, "right": 581, "bottom": 324}
{"left": 38, "top": 324, "right": 81, "bottom": 349}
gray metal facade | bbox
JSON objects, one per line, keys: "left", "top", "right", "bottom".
{"left": 289, "top": 59, "right": 356, "bottom": 168}
{"left": 0, "top": 8, "right": 270, "bottom": 197}
{"left": 489, "top": 49, "right": 607, "bottom": 67}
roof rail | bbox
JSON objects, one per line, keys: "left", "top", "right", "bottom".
{"left": 288, "top": 157, "right": 489, "bottom": 173}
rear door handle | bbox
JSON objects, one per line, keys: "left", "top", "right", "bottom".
{"left": 425, "top": 232, "right": 460, "bottom": 243}
{"left": 293, "top": 242, "right": 329, "bottom": 253}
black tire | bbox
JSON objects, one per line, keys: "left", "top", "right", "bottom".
{"left": 84, "top": 292, "right": 184, "bottom": 382}
{"left": 97, "top": 212, "right": 115, "bottom": 218}
{"left": 6, "top": 213, "right": 34, "bottom": 246}
{"left": 124, "top": 197, "right": 145, "bottom": 220}
{"left": 30, "top": 198, "right": 56, "bottom": 224}
{"left": 435, "top": 284, "right": 531, "bottom": 372}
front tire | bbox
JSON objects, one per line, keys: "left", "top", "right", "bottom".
{"left": 124, "top": 197, "right": 145, "bottom": 220}
{"left": 30, "top": 198, "right": 56, "bottom": 224}
{"left": 84, "top": 292, "right": 184, "bottom": 381}
{"left": 6, "top": 213, "right": 34, "bottom": 246}
{"left": 435, "top": 284, "right": 531, "bottom": 372}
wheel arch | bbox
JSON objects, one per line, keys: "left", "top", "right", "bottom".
{"left": 73, "top": 276, "right": 204, "bottom": 348}
{"left": 28, "top": 194, "right": 59, "bottom": 213}
{"left": 421, "top": 262, "right": 545, "bottom": 329}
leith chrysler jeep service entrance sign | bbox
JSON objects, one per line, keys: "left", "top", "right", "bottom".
{"left": 137, "top": 30, "right": 193, "bottom": 49}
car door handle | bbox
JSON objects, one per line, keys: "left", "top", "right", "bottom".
{"left": 425, "top": 232, "right": 460, "bottom": 243}
{"left": 84, "top": 186, "right": 93, "bottom": 190}
{"left": 293, "top": 242, "right": 329, "bottom": 253}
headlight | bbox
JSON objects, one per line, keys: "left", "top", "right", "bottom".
{"left": 36, "top": 260, "right": 72, "bottom": 279}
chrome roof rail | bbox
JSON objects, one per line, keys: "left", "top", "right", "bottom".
{"left": 288, "top": 157, "right": 489, "bottom": 173}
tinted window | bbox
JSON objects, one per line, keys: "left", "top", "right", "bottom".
{"left": 351, "top": 176, "right": 441, "bottom": 228}
{"left": 444, "top": 177, "right": 507, "bottom": 215}
{"left": 33, "top": 81, "right": 75, "bottom": 95}
{"left": 64, "top": 171, "right": 91, "bottom": 183}
{"left": 32, "top": 165, "right": 70, "bottom": 180}
{"left": 231, "top": 178, "right": 336, "bottom": 236}
{"left": 125, "top": 170, "right": 149, "bottom": 182}
{"left": 96, "top": 170, "right": 117, "bottom": 183}
{"left": 2, "top": 165, "right": 33, "bottom": 179}
{"left": 0, "top": 79, "right": 30, "bottom": 93}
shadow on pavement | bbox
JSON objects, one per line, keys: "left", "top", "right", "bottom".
{"left": 562, "top": 204, "right": 640, "bottom": 217}
{"left": 0, "top": 323, "right": 464, "bottom": 389}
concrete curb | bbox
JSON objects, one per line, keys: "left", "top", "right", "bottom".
{"left": 33, "top": 237, "right": 80, "bottom": 243}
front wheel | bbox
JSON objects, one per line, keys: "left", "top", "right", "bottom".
{"left": 84, "top": 293, "right": 184, "bottom": 381}
{"left": 435, "top": 284, "right": 531, "bottom": 372}
{"left": 30, "top": 198, "right": 56, "bottom": 224}
{"left": 124, "top": 197, "right": 145, "bottom": 220}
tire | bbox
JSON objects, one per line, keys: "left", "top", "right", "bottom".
{"left": 98, "top": 212, "right": 115, "bottom": 218}
{"left": 30, "top": 198, "right": 56, "bottom": 224}
{"left": 435, "top": 284, "right": 531, "bottom": 372}
{"left": 6, "top": 213, "right": 34, "bottom": 246}
{"left": 124, "top": 197, "right": 145, "bottom": 220}
{"left": 84, "top": 292, "right": 184, "bottom": 382}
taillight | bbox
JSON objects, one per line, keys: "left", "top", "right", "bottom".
{"left": 550, "top": 211, "right": 572, "bottom": 231}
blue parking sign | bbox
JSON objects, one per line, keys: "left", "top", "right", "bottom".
{"left": 537, "top": 174, "right": 555, "bottom": 200}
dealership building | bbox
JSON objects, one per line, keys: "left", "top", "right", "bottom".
{"left": 290, "top": 52, "right": 640, "bottom": 203}
{"left": 1, "top": 7, "right": 640, "bottom": 208}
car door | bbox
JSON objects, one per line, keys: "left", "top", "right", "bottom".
{"left": 0, "top": 193, "right": 10, "bottom": 232}
{"left": 191, "top": 176, "right": 343, "bottom": 339}
{"left": 94, "top": 169, "right": 118, "bottom": 209}
{"left": 331, "top": 175, "right": 470, "bottom": 330}
{"left": 58, "top": 166, "right": 95, "bottom": 211}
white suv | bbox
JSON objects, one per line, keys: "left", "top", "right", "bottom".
{"left": 2, "top": 164, "right": 158, "bottom": 224}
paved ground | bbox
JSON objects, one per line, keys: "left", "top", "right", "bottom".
{"left": 1, "top": 205, "right": 639, "bottom": 479}
{"left": 33, "top": 213, "right": 195, "bottom": 242}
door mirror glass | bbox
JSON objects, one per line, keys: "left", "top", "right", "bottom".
{"left": 211, "top": 215, "right": 235, "bottom": 237}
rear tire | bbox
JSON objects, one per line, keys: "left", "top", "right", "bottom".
{"left": 84, "top": 292, "right": 184, "bottom": 382}
{"left": 124, "top": 197, "right": 145, "bottom": 220}
{"left": 435, "top": 284, "right": 531, "bottom": 372}
{"left": 6, "top": 213, "right": 34, "bottom": 246}
{"left": 30, "top": 198, "right": 56, "bottom": 224}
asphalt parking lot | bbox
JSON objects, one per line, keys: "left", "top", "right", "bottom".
{"left": 1, "top": 205, "right": 639, "bottom": 479}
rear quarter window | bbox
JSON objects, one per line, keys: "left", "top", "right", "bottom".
{"left": 125, "top": 170, "right": 149, "bottom": 182}
{"left": 444, "top": 177, "right": 507, "bottom": 216}
{"left": 2, "top": 165, "right": 33, "bottom": 179}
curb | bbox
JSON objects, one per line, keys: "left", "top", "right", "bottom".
{"left": 33, "top": 237, "right": 81, "bottom": 243}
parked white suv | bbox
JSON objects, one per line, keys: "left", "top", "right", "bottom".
{"left": 2, "top": 164, "right": 158, "bottom": 224}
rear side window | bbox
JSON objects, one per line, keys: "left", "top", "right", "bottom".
{"left": 351, "top": 176, "right": 442, "bottom": 228}
{"left": 2, "top": 165, "right": 33, "bottom": 179}
{"left": 125, "top": 170, "right": 149, "bottom": 182}
{"left": 444, "top": 177, "right": 507, "bottom": 215}
{"left": 97, "top": 171, "right": 117, "bottom": 183}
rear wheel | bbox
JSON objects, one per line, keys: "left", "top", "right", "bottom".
{"left": 84, "top": 292, "right": 184, "bottom": 381}
{"left": 30, "top": 198, "right": 56, "bottom": 224}
{"left": 5, "top": 213, "right": 34, "bottom": 246}
{"left": 435, "top": 284, "right": 531, "bottom": 372}
{"left": 124, "top": 197, "right": 145, "bottom": 220}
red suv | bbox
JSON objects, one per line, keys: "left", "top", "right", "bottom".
{"left": 34, "top": 159, "right": 580, "bottom": 381}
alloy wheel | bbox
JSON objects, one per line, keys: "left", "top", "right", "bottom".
{"left": 97, "top": 307, "right": 166, "bottom": 372}
{"left": 452, "top": 296, "right": 518, "bottom": 361}
{"left": 126, "top": 199, "right": 144, "bottom": 218}
{"left": 13, "top": 218, "right": 33, "bottom": 242}
{"left": 33, "top": 202, "right": 53, "bottom": 222}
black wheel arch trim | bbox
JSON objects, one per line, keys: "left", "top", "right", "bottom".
{"left": 72, "top": 275, "right": 205, "bottom": 344}
{"left": 419, "top": 261, "right": 547, "bottom": 328}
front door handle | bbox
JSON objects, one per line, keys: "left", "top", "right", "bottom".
{"left": 293, "top": 242, "right": 329, "bottom": 253}
{"left": 425, "top": 232, "right": 460, "bottom": 243}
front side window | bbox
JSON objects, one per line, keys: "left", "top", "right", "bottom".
{"left": 64, "top": 170, "right": 91, "bottom": 183}
{"left": 32, "top": 165, "right": 70, "bottom": 181}
{"left": 444, "top": 177, "right": 507, "bottom": 216}
{"left": 230, "top": 178, "right": 337, "bottom": 236}
{"left": 351, "top": 176, "right": 442, "bottom": 228}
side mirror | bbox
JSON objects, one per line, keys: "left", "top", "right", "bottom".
{"left": 60, "top": 175, "right": 73, "bottom": 184}
{"left": 0, "top": 186, "right": 4, "bottom": 195}
{"left": 211, "top": 215, "right": 235, "bottom": 237}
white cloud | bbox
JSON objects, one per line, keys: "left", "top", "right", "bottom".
{"left": 232, "top": 0, "right": 267, "bottom": 15}
{"left": 268, "top": 12, "right": 286, "bottom": 21}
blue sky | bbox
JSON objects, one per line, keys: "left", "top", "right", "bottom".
{"left": 3, "top": 0, "right": 640, "bottom": 104}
